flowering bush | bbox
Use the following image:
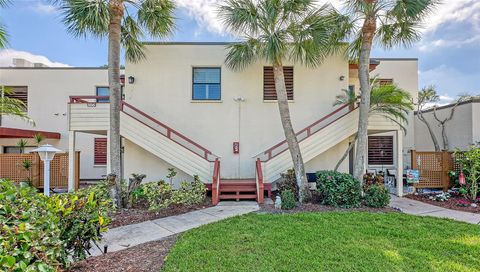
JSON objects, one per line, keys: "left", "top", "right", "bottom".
{"left": 364, "top": 184, "right": 390, "bottom": 208}
{"left": 316, "top": 171, "right": 362, "bottom": 208}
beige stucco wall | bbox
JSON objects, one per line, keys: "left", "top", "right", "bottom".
{"left": 414, "top": 101, "right": 478, "bottom": 151}
{"left": 124, "top": 43, "right": 351, "bottom": 180}
{"left": 0, "top": 68, "right": 109, "bottom": 180}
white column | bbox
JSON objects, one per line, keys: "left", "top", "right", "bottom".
{"left": 106, "top": 130, "right": 111, "bottom": 174}
{"left": 68, "top": 130, "right": 76, "bottom": 192}
{"left": 396, "top": 130, "right": 404, "bottom": 197}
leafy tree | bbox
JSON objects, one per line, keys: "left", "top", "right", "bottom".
{"left": 340, "top": 0, "right": 439, "bottom": 182}
{"left": 219, "top": 0, "right": 344, "bottom": 201}
{"left": 55, "top": 0, "right": 175, "bottom": 207}
{"left": 333, "top": 82, "right": 413, "bottom": 171}
{"left": 416, "top": 85, "right": 441, "bottom": 151}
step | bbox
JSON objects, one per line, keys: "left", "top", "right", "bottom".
{"left": 220, "top": 186, "right": 256, "bottom": 192}
{"left": 219, "top": 194, "right": 257, "bottom": 200}
{"left": 220, "top": 179, "right": 256, "bottom": 183}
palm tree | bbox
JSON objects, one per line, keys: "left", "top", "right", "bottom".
{"left": 55, "top": 0, "right": 175, "bottom": 207}
{"left": 340, "top": 0, "right": 439, "bottom": 182}
{"left": 219, "top": 0, "right": 343, "bottom": 202}
{"left": 0, "top": 86, "right": 32, "bottom": 125}
{"left": 333, "top": 82, "right": 413, "bottom": 171}
{"left": 0, "top": 0, "right": 8, "bottom": 48}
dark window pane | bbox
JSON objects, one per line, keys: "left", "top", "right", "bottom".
{"left": 96, "top": 87, "right": 109, "bottom": 102}
{"left": 192, "top": 68, "right": 221, "bottom": 100}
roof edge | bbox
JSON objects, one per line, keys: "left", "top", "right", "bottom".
{"left": 415, "top": 98, "right": 480, "bottom": 114}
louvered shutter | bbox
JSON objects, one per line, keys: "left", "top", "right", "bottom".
{"left": 263, "top": 67, "right": 293, "bottom": 100}
{"left": 368, "top": 136, "right": 394, "bottom": 165}
{"left": 94, "top": 138, "right": 107, "bottom": 165}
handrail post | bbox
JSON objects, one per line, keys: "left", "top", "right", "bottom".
{"left": 255, "top": 158, "right": 264, "bottom": 204}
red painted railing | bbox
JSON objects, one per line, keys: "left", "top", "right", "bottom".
{"left": 257, "top": 104, "right": 357, "bottom": 162}
{"left": 212, "top": 158, "right": 220, "bottom": 205}
{"left": 255, "top": 158, "right": 264, "bottom": 204}
{"left": 69, "top": 96, "right": 110, "bottom": 104}
{"left": 69, "top": 96, "right": 219, "bottom": 162}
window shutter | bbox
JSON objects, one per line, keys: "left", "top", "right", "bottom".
{"left": 263, "top": 67, "right": 293, "bottom": 100}
{"left": 94, "top": 138, "right": 107, "bottom": 165}
{"left": 5, "top": 86, "right": 28, "bottom": 109}
{"left": 377, "top": 79, "right": 393, "bottom": 86}
{"left": 368, "top": 136, "right": 394, "bottom": 165}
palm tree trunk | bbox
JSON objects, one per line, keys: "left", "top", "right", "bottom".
{"left": 416, "top": 113, "right": 440, "bottom": 151}
{"left": 273, "top": 64, "right": 310, "bottom": 202}
{"left": 108, "top": 0, "right": 124, "bottom": 208}
{"left": 353, "top": 14, "right": 376, "bottom": 183}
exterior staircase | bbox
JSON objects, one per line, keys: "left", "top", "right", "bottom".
{"left": 218, "top": 179, "right": 257, "bottom": 201}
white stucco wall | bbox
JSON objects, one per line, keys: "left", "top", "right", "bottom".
{"left": 0, "top": 68, "right": 109, "bottom": 180}
{"left": 414, "top": 100, "right": 478, "bottom": 151}
{"left": 124, "top": 43, "right": 351, "bottom": 180}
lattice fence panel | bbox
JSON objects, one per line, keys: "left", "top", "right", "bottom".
{"left": 0, "top": 152, "right": 79, "bottom": 189}
{"left": 411, "top": 151, "right": 451, "bottom": 190}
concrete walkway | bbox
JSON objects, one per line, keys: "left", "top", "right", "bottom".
{"left": 389, "top": 195, "right": 480, "bottom": 224}
{"left": 91, "top": 201, "right": 259, "bottom": 256}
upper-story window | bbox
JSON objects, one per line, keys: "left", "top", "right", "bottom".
{"left": 96, "top": 86, "right": 109, "bottom": 102}
{"left": 3, "top": 86, "right": 28, "bottom": 111}
{"left": 263, "top": 66, "right": 293, "bottom": 101}
{"left": 192, "top": 67, "right": 221, "bottom": 100}
{"left": 377, "top": 79, "right": 393, "bottom": 86}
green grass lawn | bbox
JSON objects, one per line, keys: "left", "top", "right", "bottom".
{"left": 162, "top": 212, "right": 480, "bottom": 272}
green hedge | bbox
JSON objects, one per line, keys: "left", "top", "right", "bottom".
{"left": 316, "top": 171, "right": 362, "bottom": 208}
{"left": 0, "top": 180, "right": 111, "bottom": 271}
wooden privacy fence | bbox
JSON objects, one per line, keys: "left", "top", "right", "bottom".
{"left": 0, "top": 152, "right": 80, "bottom": 190}
{"left": 411, "top": 150, "right": 461, "bottom": 191}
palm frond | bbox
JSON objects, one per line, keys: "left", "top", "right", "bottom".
{"left": 0, "top": 23, "right": 8, "bottom": 48}
{"left": 333, "top": 88, "right": 356, "bottom": 107}
{"left": 57, "top": 0, "right": 109, "bottom": 38}
{"left": 121, "top": 16, "right": 146, "bottom": 63}
{"left": 137, "top": 0, "right": 176, "bottom": 38}
{"left": 0, "top": 96, "right": 33, "bottom": 124}
{"left": 224, "top": 38, "right": 262, "bottom": 71}
{"left": 218, "top": 0, "right": 261, "bottom": 36}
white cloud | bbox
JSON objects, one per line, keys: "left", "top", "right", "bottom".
{"left": 175, "top": 0, "right": 224, "bottom": 34}
{"left": 418, "top": 34, "right": 480, "bottom": 51}
{"left": 0, "top": 49, "right": 71, "bottom": 67}
{"left": 424, "top": 0, "right": 480, "bottom": 34}
{"left": 420, "top": 64, "right": 479, "bottom": 98}
{"left": 31, "top": 3, "right": 58, "bottom": 15}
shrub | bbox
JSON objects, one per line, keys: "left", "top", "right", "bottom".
{"left": 277, "top": 169, "right": 299, "bottom": 200}
{"left": 0, "top": 180, "right": 65, "bottom": 271}
{"left": 171, "top": 176, "right": 206, "bottom": 206}
{"left": 364, "top": 184, "right": 390, "bottom": 208}
{"left": 281, "top": 190, "right": 296, "bottom": 210}
{"left": 0, "top": 179, "right": 112, "bottom": 271}
{"left": 455, "top": 146, "right": 480, "bottom": 201}
{"left": 140, "top": 176, "right": 207, "bottom": 211}
{"left": 316, "top": 171, "right": 362, "bottom": 208}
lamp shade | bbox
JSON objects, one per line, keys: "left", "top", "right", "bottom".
{"left": 31, "top": 144, "right": 62, "bottom": 161}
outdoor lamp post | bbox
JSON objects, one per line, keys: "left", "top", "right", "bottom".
{"left": 32, "top": 144, "right": 61, "bottom": 196}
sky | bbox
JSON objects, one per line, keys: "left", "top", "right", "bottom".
{"left": 0, "top": 0, "right": 479, "bottom": 104}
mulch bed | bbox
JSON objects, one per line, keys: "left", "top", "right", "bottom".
{"left": 406, "top": 194, "right": 480, "bottom": 214}
{"left": 109, "top": 197, "right": 213, "bottom": 228}
{"left": 69, "top": 236, "right": 177, "bottom": 272}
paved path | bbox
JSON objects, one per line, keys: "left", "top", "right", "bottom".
{"left": 390, "top": 195, "right": 480, "bottom": 224}
{"left": 91, "top": 201, "right": 259, "bottom": 256}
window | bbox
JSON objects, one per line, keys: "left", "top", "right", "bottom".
{"left": 3, "top": 146, "right": 35, "bottom": 154}
{"left": 3, "top": 86, "right": 28, "bottom": 111}
{"left": 94, "top": 138, "right": 107, "bottom": 165}
{"left": 368, "top": 136, "right": 394, "bottom": 165}
{"left": 96, "top": 87, "right": 109, "bottom": 102}
{"left": 263, "top": 66, "right": 293, "bottom": 100}
{"left": 192, "top": 67, "right": 221, "bottom": 100}
{"left": 377, "top": 79, "right": 393, "bottom": 86}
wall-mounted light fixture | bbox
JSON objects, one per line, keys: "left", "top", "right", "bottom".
{"left": 128, "top": 76, "right": 135, "bottom": 84}
{"left": 339, "top": 75, "right": 345, "bottom": 81}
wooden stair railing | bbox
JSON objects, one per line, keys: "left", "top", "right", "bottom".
{"left": 212, "top": 158, "right": 221, "bottom": 205}
{"left": 255, "top": 159, "right": 265, "bottom": 204}
{"left": 255, "top": 104, "right": 357, "bottom": 162}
